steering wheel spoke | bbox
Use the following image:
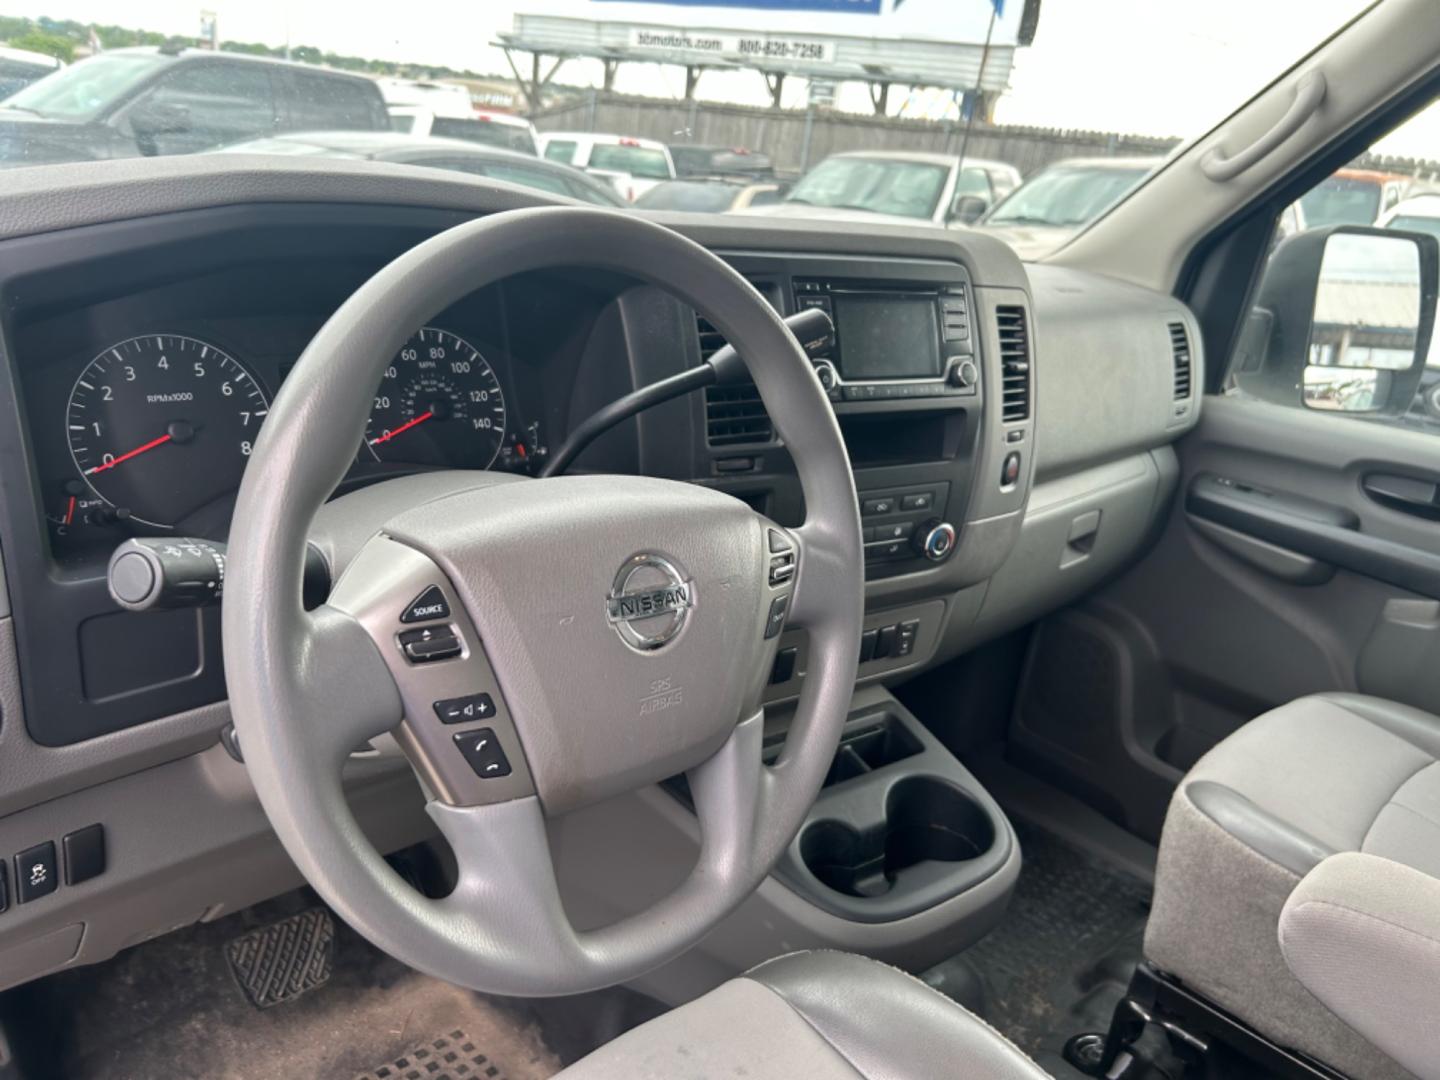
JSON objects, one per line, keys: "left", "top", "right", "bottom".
{"left": 294, "top": 604, "right": 408, "bottom": 765}
{"left": 787, "top": 519, "right": 858, "bottom": 630}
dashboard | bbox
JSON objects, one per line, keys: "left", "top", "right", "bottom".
{"left": 0, "top": 158, "right": 1203, "bottom": 998}
{"left": 0, "top": 162, "right": 1200, "bottom": 755}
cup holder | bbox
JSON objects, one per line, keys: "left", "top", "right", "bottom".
{"left": 799, "top": 777, "right": 997, "bottom": 899}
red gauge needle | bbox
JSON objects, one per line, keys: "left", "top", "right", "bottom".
{"left": 63, "top": 495, "right": 76, "bottom": 525}
{"left": 369, "top": 410, "right": 434, "bottom": 447}
{"left": 85, "top": 432, "right": 173, "bottom": 476}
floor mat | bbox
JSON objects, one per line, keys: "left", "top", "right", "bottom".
{"left": 352, "top": 1028, "right": 507, "bottom": 1080}
{"left": 8, "top": 892, "right": 561, "bottom": 1080}
{"left": 926, "top": 819, "right": 1153, "bottom": 1077}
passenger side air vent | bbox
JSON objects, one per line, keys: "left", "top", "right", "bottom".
{"left": 697, "top": 313, "right": 773, "bottom": 446}
{"left": 1169, "top": 321, "right": 1192, "bottom": 399}
{"left": 995, "top": 305, "right": 1031, "bottom": 423}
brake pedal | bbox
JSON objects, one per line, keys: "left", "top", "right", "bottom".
{"left": 225, "top": 907, "right": 335, "bottom": 1009}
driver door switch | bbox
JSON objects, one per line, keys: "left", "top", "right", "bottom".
{"left": 433, "top": 693, "right": 496, "bottom": 725}
{"left": 15, "top": 841, "right": 57, "bottom": 904}
{"left": 398, "top": 625, "right": 462, "bottom": 664}
{"left": 401, "top": 585, "right": 451, "bottom": 624}
{"left": 453, "top": 728, "right": 512, "bottom": 779}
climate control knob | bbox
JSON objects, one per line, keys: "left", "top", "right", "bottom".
{"left": 914, "top": 519, "right": 957, "bottom": 562}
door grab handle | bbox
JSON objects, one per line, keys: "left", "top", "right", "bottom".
{"left": 1201, "top": 71, "right": 1327, "bottom": 182}
{"left": 1363, "top": 474, "right": 1440, "bottom": 520}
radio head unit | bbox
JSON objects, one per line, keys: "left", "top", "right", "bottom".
{"left": 794, "top": 279, "right": 976, "bottom": 401}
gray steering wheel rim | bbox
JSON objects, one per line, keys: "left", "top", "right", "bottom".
{"left": 223, "top": 207, "right": 863, "bottom": 996}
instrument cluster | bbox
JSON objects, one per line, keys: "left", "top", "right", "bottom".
{"left": 37, "top": 322, "right": 547, "bottom": 560}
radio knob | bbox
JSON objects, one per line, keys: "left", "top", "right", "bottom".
{"left": 914, "top": 520, "right": 957, "bottom": 562}
{"left": 948, "top": 359, "right": 979, "bottom": 389}
{"left": 813, "top": 361, "right": 837, "bottom": 392}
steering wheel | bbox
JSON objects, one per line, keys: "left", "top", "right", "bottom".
{"left": 223, "top": 207, "right": 862, "bottom": 997}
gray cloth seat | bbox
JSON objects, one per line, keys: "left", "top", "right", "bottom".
{"left": 1146, "top": 691, "right": 1440, "bottom": 1080}
{"left": 557, "top": 951, "right": 1048, "bottom": 1079}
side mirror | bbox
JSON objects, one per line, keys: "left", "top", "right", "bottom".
{"left": 130, "top": 100, "right": 191, "bottom": 138}
{"left": 950, "top": 195, "right": 989, "bottom": 226}
{"left": 1236, "top": 225, "right": 1439, "bottom": 416}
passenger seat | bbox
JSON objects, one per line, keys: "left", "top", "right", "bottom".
{"left": 1146, "top": 692, "right": 1440, "bottom": 1080}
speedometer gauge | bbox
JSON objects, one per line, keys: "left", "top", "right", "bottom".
{"left": 67, "top": 334, "right": 268, "bottom": 528}
{"left": 365, "top": 328, "right": 506, "bottom": 469}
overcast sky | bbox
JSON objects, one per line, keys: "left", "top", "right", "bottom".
{"left": 4, "top": 0, "right": 1436, "bottom": 156}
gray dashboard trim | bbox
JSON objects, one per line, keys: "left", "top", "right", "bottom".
{"left": 1026, "top": 264, "right": 1203, "bottom": 482}
{"left": 0, "top": 615, "right": 231, "bottom": 818}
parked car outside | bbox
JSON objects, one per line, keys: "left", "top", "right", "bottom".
{"left": 635, "top": 176, "right": 783, "bottom": 213}
{"left": 536, "top": 131, "right": 676, "bottom": 201}
{"left": 738, "top": 150, "right": 1021, "bottom": 227}
{"left": 0, "top": 44, "right": 63, "bottom": 99}
{"left": 668, "top": 144, "right": 775, "bottom": 180}
{"left": 1298, "top": 167, "right": 1428, "bottom": 227}
{"left": 0, "top": 47, "right": 388, "bottom": 167}
{"left": 972, "top": 155, "right": 1163, "bottom": 259}
{"left": 388, "top": 106, "right": 538, "bottom": 155}
{"left": 214, "top": 130, "right": 626, "bottom": 207}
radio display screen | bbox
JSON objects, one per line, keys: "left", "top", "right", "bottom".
{"left": 833, "top": 293, "right": 942, "bottom": 380}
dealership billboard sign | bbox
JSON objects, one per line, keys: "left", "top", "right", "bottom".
{"left": 588, "top": 0, "right": 1026, "bottom": 47}
{"left": 503, "top": 0, "right": 1036, "bottom": 95}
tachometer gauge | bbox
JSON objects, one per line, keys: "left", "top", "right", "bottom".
{"left": 365, "top": 328, "right": 506, "bottom": 468}
{"left": 67, "top": 334, "right": 269, "bottom": 529}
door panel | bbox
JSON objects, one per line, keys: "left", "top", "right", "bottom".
{"left": 1010, "top": 394, "right": 1440, "bottom": 840}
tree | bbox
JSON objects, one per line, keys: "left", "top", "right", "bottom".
{"left": 9, "top": 30, "right": 74, "bottom": 62}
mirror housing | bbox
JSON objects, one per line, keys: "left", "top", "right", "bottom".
{"left": 1235, "top": 225, "right": 1439, "bottom": 416}
{"left": 950, "top": 195, "right": 990, "bottom": 226}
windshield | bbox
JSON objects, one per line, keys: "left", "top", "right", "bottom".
{"left": 1300, "top": 177, "right": 1384, "bottom": 228}
{"left": 0, "top": 3, "right": 1378, "bottom": 254}
{"left": 985, "top": 165, "right": 1151, "bottom": 227}
{"left": 3, "top": 51, "right": 170, "bottom": 120}
{"left": 785, "top": 157, "right": 949, "bottom": 220}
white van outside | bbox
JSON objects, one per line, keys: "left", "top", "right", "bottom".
{"left": 536, "top": 132, "right": 676, "bottom": 201}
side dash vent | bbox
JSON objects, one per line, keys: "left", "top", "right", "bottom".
{"left": 698, "top": 313, "right": 773, "bottom": 446}
{"left": 996, "top": 305, "right": 1031, "bottom": 423}
{"left": 1169, "top": 321, "right": 1192, "bottom": 399}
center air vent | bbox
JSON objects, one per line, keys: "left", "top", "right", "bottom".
{"left": 1169, "top": 321, "right": 1192, "bottom": 399}
{"left": 697, "top": 313, "right": 773, "bottom": 446}
{"left": 995, "top": 305, "right": 1031, "bottom": 423}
